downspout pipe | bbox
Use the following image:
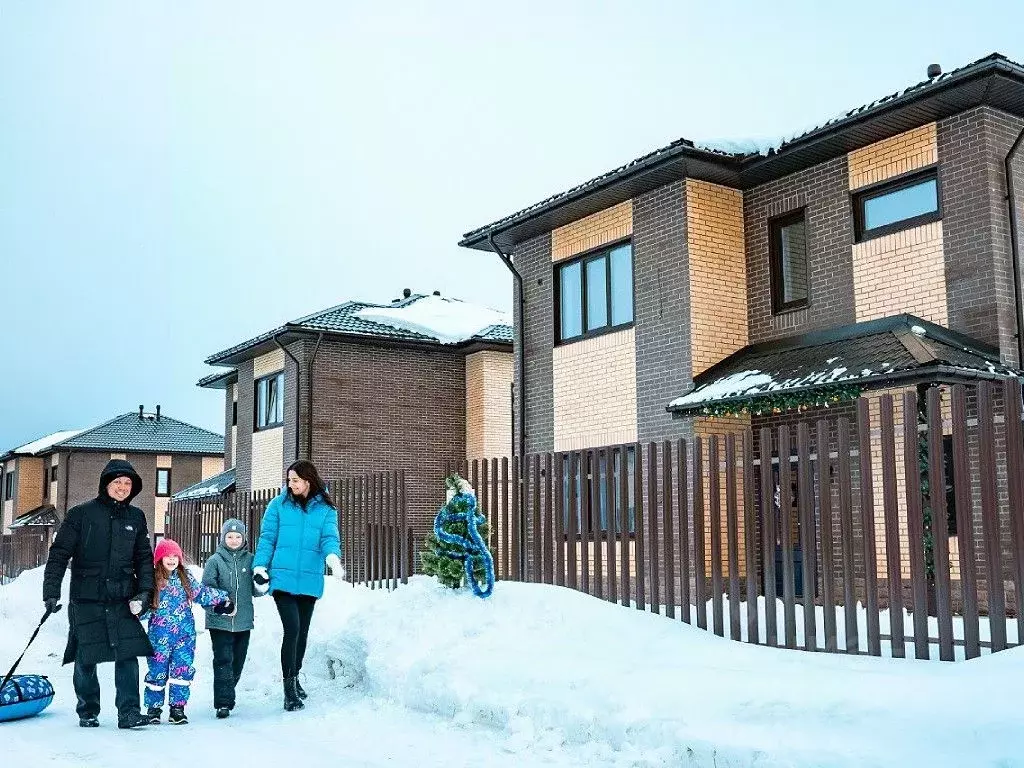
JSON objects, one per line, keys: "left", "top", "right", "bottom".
{"left": 273, "top": 334, "right": 302, "bottom": 463}
{"left": 1006, "top": 123, "right": 1024, "bottom": 369}
{"left": 487, "top": 233, "right": 526, "bottom": 460}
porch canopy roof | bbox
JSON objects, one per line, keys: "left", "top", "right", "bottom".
{"left": 10, "top": 504, "right": 59, "bottom": 529}
{"left": 667, "top": 315, "right": 1021, "bottom": 417}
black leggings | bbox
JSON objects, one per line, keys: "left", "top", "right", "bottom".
{"left": 273, "top": 591, "right": 317, "bottom": 678}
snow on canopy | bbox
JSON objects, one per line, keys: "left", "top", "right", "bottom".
{"left": 355, "top": 295, "right": 511, "bottom": 345}
{"left": 10, "top": 429, "right": 85, "bottom": 456}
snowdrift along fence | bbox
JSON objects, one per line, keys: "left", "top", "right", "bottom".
{"left": 165, "top": 471, "right": 413, "bottom": 591}
{"left": 455, "top": 380, "right": 1024, "bottom": 661}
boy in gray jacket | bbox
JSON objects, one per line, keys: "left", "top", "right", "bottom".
{"left": 202, "top": 518, "right": 264, "bottom": 719}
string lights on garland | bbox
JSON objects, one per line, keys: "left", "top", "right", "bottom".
{"left": 693, "top": 384, "right": 865, "bottom": 418}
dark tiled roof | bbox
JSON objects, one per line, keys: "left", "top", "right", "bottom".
{"left": 473, "top": 323, "right": 514, "bottom": 343}
{"left": 205, "top": 294, "right": 513, "bottom": 365}
{"left": 667, "top": 315, "right": 1021, "bottom": 415}
{"left": 461, "top": 53, "right": 1024, "bottom": 249}
{"left": 197, "top": 369, "right": 239, "bottom": 389}
{"left": 10, "top": 505, "right": 59, "bottom": 528}
{"left": 172, "top": 467, "right": 236, "bottom": 501}
{"left": 53, "top": 412, "right": 224, "bottom": 455}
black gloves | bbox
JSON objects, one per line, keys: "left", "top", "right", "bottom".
{"left": 43, "top": 598, "right": 62, "bottom": 614}
{"left": 253, "top": 571, "right": 270, "bottom": 586}
{"left": 213, "top": 599, "right": 235, "bottom": 615}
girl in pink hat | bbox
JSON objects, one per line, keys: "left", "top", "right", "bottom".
{"left": 141, "top": 539, "right": 234, "bottom": 725}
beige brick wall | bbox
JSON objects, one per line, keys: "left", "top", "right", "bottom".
{"left": 49, "top": 453, "right": 59, "bottom": 506}
{"left": 156, "top": 455, "right": 173, "bottom": 469}
{"left": 254, "top": 348, "right": 286, "bottom": 379}
{"left": 551, "top": 200, "right": 632, "bottom": 263}
{"left": 251, "top": 428, "right": 284, "bottom": 492}
{"left": 15, "top": 457, "right": 45, "bottom": 516}
{"left": 202, "top": 456, "right": 225, "bottom": 480}
{"left": 553, "top": 329, "right": 638, "bottom": 451}
{"left": 686, "top": 180, "right": 748, "bottom": 376}
{"left": 154, "top": 497, "right": 168, "bottom": 535}
{"left": 852, "top": 221, "right": 948, "bottom": 324}
{"left": 465, "top": 350, "right": 513, "bottom": 461}
{"left": 110, "top": 453, "right": 127, "bottom": 461}
{"left": 848, "top": 123, "right": 937, "bottom": 190}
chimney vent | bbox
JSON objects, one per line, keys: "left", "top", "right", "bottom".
{"left": 139, "top": 405, "right": 144, "bottom": 420}
{"left": 156, "top": 405, "right": 161, "bottom": 421}
{"left": 432, "top": 290, "right": 441, "bottom": 296}
{"left": 402, "top": 288, "right": 412, "bottom": 298}
{"left": 927, "top": 63, "right": 942, "bottom": 78}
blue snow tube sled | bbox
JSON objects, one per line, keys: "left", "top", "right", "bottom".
{"left": 0, "top": 676, "right": 55, "bottom": 722}
{"left": 0, "top": 605, "right": 58, "bottom": 723}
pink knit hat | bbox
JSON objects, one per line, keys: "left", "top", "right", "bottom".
{"left": 153, "top": 538, "right": 184, "bottom": 566}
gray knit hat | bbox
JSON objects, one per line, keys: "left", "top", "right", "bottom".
{"left": 220, "top": 518, "right": 247, "bottom": 546}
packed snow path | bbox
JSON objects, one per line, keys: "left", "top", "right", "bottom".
{"left": 3, "top": 568, "right": 1022, "bottom": 767}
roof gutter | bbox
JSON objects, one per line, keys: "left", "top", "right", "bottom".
{"left": 487, "top": 233, "right": 525, "bottom": 460}
{"left": 1006, "top": 122, "right": 1024, "bottom": 367}
{"left": 273, "top": 334, "right": 303, "bottom": 463}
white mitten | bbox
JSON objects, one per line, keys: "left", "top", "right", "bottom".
{"left": 325, "top": 554, "right": 345, "bottom": 581}
{"left": 253, "top": 566, "right": 270, "bottom": 595}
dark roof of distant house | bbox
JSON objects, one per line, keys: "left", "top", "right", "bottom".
{"left": 667, "top": 315, "right": 1022, "bottom": 416}
{"left": 201, "top": 292, "right": 513, "bottom": 370}
{"left": 47, "top": 412, "right": 224, "bottom": 455}
{"left": 10, "top": 504, "right": 60, "bottom": 528}
{"left": 172, "top": 467, "right": 236, "bottom": 501}
{"left": 460, "top": 53, "right": 1024, "bottom": 251}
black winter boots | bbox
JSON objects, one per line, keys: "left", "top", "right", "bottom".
{"left": 283, "top": 677, "right": 304, "bottom": 711}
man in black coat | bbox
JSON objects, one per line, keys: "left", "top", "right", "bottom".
{"left": 42, "top": 459, "right": 155, "bottom": 729}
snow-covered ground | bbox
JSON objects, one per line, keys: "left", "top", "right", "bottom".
{"left": 2, "top": 567, "right": 1022, "bottom": 767}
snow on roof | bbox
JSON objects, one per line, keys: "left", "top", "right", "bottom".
{"left": 11, "top": 429, "right": 86, "bottom": 456}
{"left": 354, "top": 294, "right": 512, "bottom": 345}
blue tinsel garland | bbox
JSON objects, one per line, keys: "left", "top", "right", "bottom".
{"left": 433, "top": 492, "right": 495, "bottom": 599}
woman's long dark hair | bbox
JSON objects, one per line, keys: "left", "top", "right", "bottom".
{"left": 287, "top": 460, "right": 334, "bottom": 509}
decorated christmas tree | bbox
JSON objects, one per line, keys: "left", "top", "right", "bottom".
{"left": 421, "top": 473, "right": 495, "bottom": 598}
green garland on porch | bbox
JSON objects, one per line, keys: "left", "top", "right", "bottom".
{"left": 694, "top": 383, "right": 865, "bottom": 418}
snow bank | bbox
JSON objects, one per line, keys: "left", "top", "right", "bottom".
{"left": 355, "top": 294, "right": 511, "bottom": 345}
{"left": 323, "top": 578, "right": 1024, "bottom": 768}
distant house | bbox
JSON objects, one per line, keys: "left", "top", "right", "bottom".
{"left": 0, "top": 407, "right": 224, "bottom": 544}
{"left": 197, "top": 289, "right": 512, "bottom": 538}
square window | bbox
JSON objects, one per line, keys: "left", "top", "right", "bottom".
{"left": 853, "top": 169, "right": 940, "bottom": 241}
{"left": 255, "top": 371, "right": 285, "bottom": 430}
{"left": 156, "top": 468, "right": 172, "bottom": 497}
{"left": 769, "top": 210, "right": 809, "bottom": 314}
{"left": 556, "top": 242, "right": 634, "bottom": 343}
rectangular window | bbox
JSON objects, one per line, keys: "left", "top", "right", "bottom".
{"left": 231, "top": 400, "right": 238, "bottom": 427}
{"left": 853, "top": 169, "right": 940, "bottom": 241}
{"left": 769, "top": 210, "right": 809, "bottom": 313}
{"left": 50, "top": 465, "right": 58, "bottom": 482}
{"left": 255, "top": 371, "right": 285, "bottom": 430}
{"left": 562, "top": 446, "right": 636, "bottom": 536}
{"left": 43, "top": 467, "right": 50, "bottom": 498}
{"left": 4, "top": 471, "right": 14, "bottom": 500}
{"left": 556, "top": 242, "right": 634, "bottom": 342}
{"left": 156, "top": 468, "right": 172, "bottom": 497}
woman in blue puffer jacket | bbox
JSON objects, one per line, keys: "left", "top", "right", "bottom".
{"left": 253, "top": 460, "right": 343, "bottom": 712}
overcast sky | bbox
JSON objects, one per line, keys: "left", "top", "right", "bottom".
{"left": 2, "top": 1, "right": 1022, "bottom": 449}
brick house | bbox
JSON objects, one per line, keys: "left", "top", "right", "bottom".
{"left": 197, "top": 290, "right": 512, "bottom": 538}
{"left": 1, "top": 408, "right": 225, "bottom": 546}
{"left": 458, "top": 54, "right": 1024, "bottom": 597}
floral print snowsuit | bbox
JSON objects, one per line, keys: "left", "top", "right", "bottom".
{"left": 143, "top": 571, "right": 227, "bottom": 708}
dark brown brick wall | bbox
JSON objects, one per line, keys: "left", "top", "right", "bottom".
{"left": 633, "top": 182, "right": 694, "bottom": 443}
{"left": 744, "top": 155, "right": 855, "bottom": 344}
{"left": 309, "top": 337, "right": 467, "bottom": 546}
{"left": 515, "top": 233, "right": 554, "bottom": 454}
{"left": 941, "top": 107, "right": 1024, "bottom": 367}
{"left": 171, "top": 456, "right": 204, "bottom": 497}
{"left": 235, "top": 359, "right": 255, "bottom": 493}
